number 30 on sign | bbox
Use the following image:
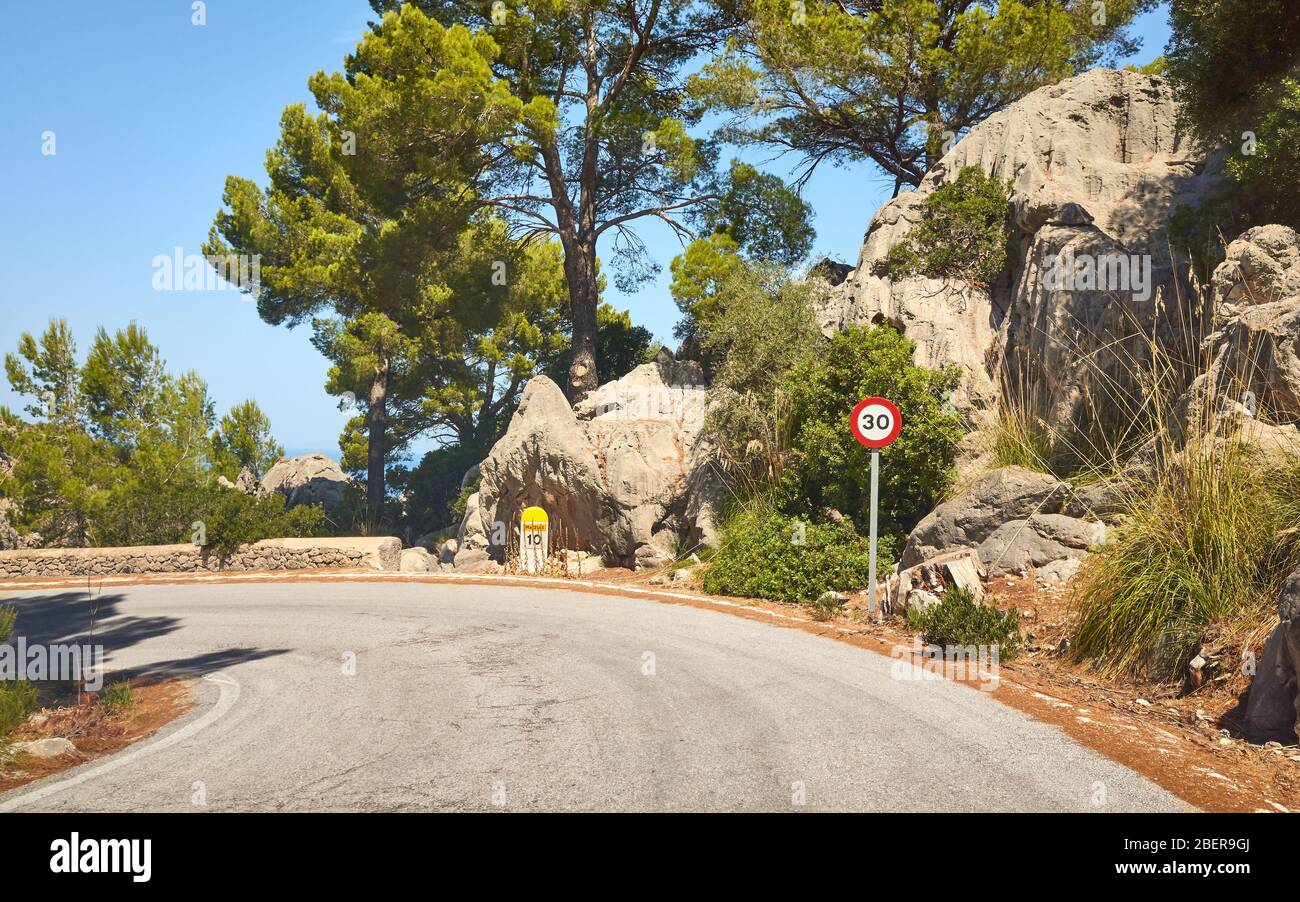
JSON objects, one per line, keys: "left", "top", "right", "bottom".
{"left": 850, "top": 396, "right": 902, "bottom": 449}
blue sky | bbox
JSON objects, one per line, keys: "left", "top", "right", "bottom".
{"left": 0, "top": 1, "right": 1171, "bottom": 457}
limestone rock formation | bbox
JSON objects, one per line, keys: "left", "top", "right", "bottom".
{"left": 455, "top": 359, "right": 719, "bottom": 570}
{"left": 258, "top": 453, "right": 351, "bottom": 512}
{"left": 1194, "top": 225, "right": 1300, "bottom": 423}
{"left": 901, "top": 466, "right": 1104, "bottom": 576}
{"left": 820, "top": 69, "right": 1223, "bottom": 433}
{"left": 1244, "top": 568, "right": 1300, "bottom": 743}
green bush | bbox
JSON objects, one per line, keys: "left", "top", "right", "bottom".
{"left": 198, "top": 488, "right": 325, "bottom": 552}
{"left": 1073, "top": 436, "right": 1300, "bottom": 679}
{"left": 98, "top": 680, "right": 133, "bottom": 716}
{"left": 0, "top": 607, "right": 38, "bottom": 743}
{"left": 907, "top": 586, "right": 1021, "bottom": 656}
{"left": 882, "top": 166, "right": 1013, "bottom": 287}
{"left": 781, "top": 324, "right": 963, "bottom": 547}
{"left": 702, "top": 506, "right": 889, "bottom": 603}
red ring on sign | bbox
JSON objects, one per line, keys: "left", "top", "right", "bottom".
{"left": 850, "top": 396, "right": 902, "bottom": 449}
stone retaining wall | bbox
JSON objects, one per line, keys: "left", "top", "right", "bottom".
{"left": 0, "top": 537, "right": 402, "bottom": 579}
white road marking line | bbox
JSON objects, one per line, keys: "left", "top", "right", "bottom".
{"left": 0, "top": 671, "right": 240, "bottom": 812}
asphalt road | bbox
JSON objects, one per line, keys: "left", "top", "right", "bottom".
{"left": 0, "top": 581, "right": 1188, "bottom": 812}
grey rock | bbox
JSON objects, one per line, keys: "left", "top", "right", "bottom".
{"left": 259, "top": 453, "right": 351, "bottom": 512}
{"left": 979, "top": 515, "right": 1105, "bottom": 577}
{"left": 819, "top": 69, "right": 1223, "bottom": 433}
{"left": 1037, "top": 557, "right": 1084, "bottom": 586}
{"left": 14, "top": 737, "right": 76, "bottom": 758}
{"left": 902, "top": 467, "right": 1070, "bottom": 567}
{"left": 905, "top": 589, "right": 943, "bottom": 616}
{"left": 399, "top": 547, "right": 432, "bottom": 573}
{"left": 1245, "top": 569, "right": 1300, "bottom": 742}
{"left": 457, "top": 361, "right": 717, "bottom": 569}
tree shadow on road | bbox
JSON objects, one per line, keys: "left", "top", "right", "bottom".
{"left": 0, "top": 589, "right": 288, "bottom": 680}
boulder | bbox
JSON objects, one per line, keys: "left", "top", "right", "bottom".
{"left": 1191, "top": 226, "right": 1300, "bottom": 423}
{"left": 902, "top": 466, "right": 1104, "bottom": 577}
{"left": 259, "top": 453, "right": 350, "bottom": 512}
{"left": 1244, "top": 568, "right": 1300, "bottom": 743}
{"left": 1036, "top": 556, "right": 1084, "bottom": 586}
{"left": 399, "top": 547, "right": 432, "bottom": 573}
{"left": 14, "top": 737, "right": 76, "bottom": 758}
{"left": 902, "top": 467, "right": 1069, "bottom": 567}
{"left": 456, "top": 360, "right": 716, "bottom": 569}
{"left": 820, "top": 69, "right": 1223, "bottom": 433}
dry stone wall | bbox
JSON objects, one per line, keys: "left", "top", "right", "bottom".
{"left": 0, "top": 537, "right": 402, "bottom": 579}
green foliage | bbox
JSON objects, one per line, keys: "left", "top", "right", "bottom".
{"left": 1, "top": 320, "right": 308, "bottom": 550}
{"left": 698, "top": 265, "right": 824, "bottom": 485}
{"left": 0, "top": 608, "right": 38, "bottom": 743}
{"left": 539, "top": 303, "right": 656, "bottom": 388}
{"left": 693, "top": 0, "right": 1154, "bottom": 187}
{"left": 98, "top": 681, "right": 133, "bottom": 716}
{"left": 403, "top": 444, "right": 484, "bottom": 536}
{"left": 1073, "top": 437, "right": 1300, "bottom": 680}
{"left": 708, "top": 161, "right": 815, "bottom": 266}
{"left": 1166, "top": 0, "right": 1300, "bottom": 229}
{"left": 669, "top": 233, "right": 747, "bottom": 342}
{"left": 0, "top": 680, "right": 38, "bottom": 745}
{"left": 701, "top": 506, "right": 887, "bottom": 603}
{"left": 1166, "top": 0, "right": 1300, "bottom": 147}
{"left": 782, "top": 325, "right": 963, "bottom": 546}
{"left": 1224, "top": 79, "right": 1300, "bottom": 229}
{"left": 883, "top": 167, "right": 1013, "bottom": 287}
{"left": 806, "top": 591, "right": 847, "bottom": 622}
{"left": 907, "top": 586, "right": 1022, "bottom": 655}
{"left": 210, "top": 399, "right": 283, "bottom": 479}
{"left": 198, "top": 488, "right": 325, "bottom": 553}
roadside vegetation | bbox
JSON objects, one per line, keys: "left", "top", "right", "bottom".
{"left": 0, "top": 607, "right": 38, "bottom": 747}
{"left": 908, "top": 587, "right": 1022, "bottom": 656}
{"left": 0, "top": 321, "right": 324, "bottom": 549}
{"left": 686, "top": 261, "right": 961, "bottom": 604}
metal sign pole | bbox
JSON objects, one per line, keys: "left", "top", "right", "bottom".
{"left": 868, "top": 450, "right": 880, "bottom": 612}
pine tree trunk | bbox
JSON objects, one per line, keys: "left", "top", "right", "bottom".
{"left": 366, "top": 360, "right": 389, "bottom": 529}
{"left": 565, "top": 240, "right": 600, "bottom": 401}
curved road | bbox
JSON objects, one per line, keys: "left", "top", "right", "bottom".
{"left": 0, "top": 582, "right": 1187, "bottom": 812}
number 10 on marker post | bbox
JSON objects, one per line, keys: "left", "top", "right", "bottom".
{"left": 849, "top": 397, "right": 902, "bottom": 611}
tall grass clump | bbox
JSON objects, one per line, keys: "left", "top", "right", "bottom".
{"left": 1072, "top": 426, "right": 1300, "bottom": 679}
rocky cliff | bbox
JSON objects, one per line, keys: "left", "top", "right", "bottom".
{"left": 455, "top": 356, "right": 723, "bottom": 571}
{"left": 820, "top": 69, "right": 1224, "bottom": 435}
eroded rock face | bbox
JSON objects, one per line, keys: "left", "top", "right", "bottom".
{"left": 456, "top": 360, "right": 719, "bottom": 570}
{"left": 820, "top": 69, "right": 1222, "bottom": 433}
{"left": 1244, "top": 568, "right": 1300, "bottom": 743}
{"left": 1193, "top": 226, "right": 1300, "bottom": 422}
{"left": 901, "top": 466, "right": 1104, "bottom": 576}
{"left": 258, "top": 453, "right": 350, "bottom": 512}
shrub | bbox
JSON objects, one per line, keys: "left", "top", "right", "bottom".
{"left": 98, "top": 680, "right": 133, "bottom": 716}
{"left": 805, "top": 591, "right": 847, "bottom": 622}
{"left": 882, "top": 166, "right": 1013, "bottom": 287}
{"left": 782, "top": 324, "right": 963, "bottom": 546}
{"left": 698, "top": 264, "right": 824, "bottom": 489}
{"left": 907, "top": 586, "right": 1021, "bottom": 656}
{"left": 702, "top": 506, "right": 889, "bottom": 603}
{"left": 1072, "top": 435, "right": 1300, "bottom": 679}
{"left": 0, "top": 607, "right": 38, "bottom": 743}
{"left": 198, "top": 488, "right": 325, "bottom": 552}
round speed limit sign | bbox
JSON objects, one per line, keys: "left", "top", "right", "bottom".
{"left": 850, "top": 396, "right": 902, "bottom": 449}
